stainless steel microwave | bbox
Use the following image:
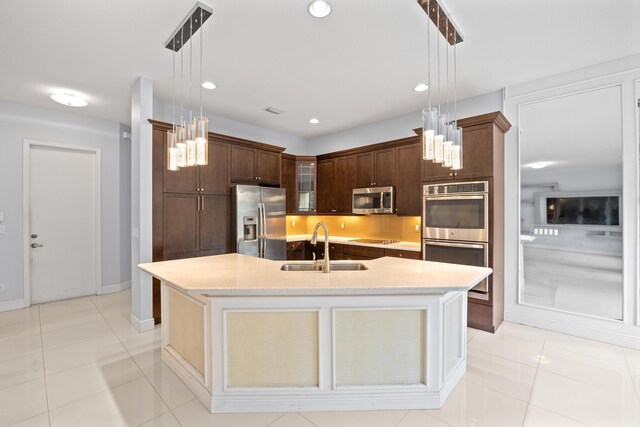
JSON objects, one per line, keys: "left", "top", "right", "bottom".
{"left": 352, "top": 186, "right": 394, "bottom": 214}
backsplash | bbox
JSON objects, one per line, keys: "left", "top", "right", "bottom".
{"left": 286, "top": 215, "right": 422, "bottom": 243}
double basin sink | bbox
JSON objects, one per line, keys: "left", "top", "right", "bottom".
{"left": 280, "top": 262, "right": 368, "bottom": 272}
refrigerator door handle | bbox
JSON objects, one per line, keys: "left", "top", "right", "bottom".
{"left": 257, "top": 203, "right": 263, "bottom": 258}
{"left": 260, "top": 202, "right": 268, "bottom": 258}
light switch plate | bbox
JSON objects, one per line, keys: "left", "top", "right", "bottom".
{"left": 0, "top": 211, "right": 4, "bottom": 221}
{"left": 0, "top": 224, "right": 5, "bottom": 234}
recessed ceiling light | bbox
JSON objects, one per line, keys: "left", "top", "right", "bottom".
{"left": 201, "top": 81, "right": 216, "bottom": 90}
{"left": 308, "top": 1, "right": 331, "bottom": 18}
{"left": 414, "top": 83, "right": 429, "bottom": 92}
{"left": 529, "top": 161, "right": 552, "bottom": 169}
{"left": 309, "top": 118, "right": 320, "bottom": 124}
{"left": 50, "top": 93, "right": 88, "bottom": 107}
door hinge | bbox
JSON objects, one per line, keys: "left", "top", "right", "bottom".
{"left": 637, "top": 98, "right": 640, "bottom": 108}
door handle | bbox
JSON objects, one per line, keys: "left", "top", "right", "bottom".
{"left": 31, "top": 234, "right": 38, "bottom": 239}
{"left": 31, "top": 243, "right": 43, "bottom": 248}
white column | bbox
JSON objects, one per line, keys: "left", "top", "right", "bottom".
{"left": 130, "top": 77, "right": 155, "bottom": 332}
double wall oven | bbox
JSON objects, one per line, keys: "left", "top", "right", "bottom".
{"left": 422, "top": 181, "right": 490, "bottom": 300}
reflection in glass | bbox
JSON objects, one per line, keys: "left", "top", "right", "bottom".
{"left": 519, "top": 86, "right": 623, "bottom": 320}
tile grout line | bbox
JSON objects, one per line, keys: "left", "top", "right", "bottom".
{"left": 393, "top": 410, "right": 411, "bottom": 427}
{"left": 298, "top": 412, "right": 320, "bottom": 426}
{"left": 93, "top": 293, "right": 193, "bottom": 426}
{"left": 519, "top": 330, "right": 546, "bottom": 427}
{"left": 622, "top": 349, "right": 640, "bottom": 403}
{"left": 36, "top": 304, "right": 53, "bottom": 427}
{"left": 264, "top": 412, "right": 287, "bottom": 426}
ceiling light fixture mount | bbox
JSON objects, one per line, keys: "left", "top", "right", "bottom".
{"left": 50, "top": 93, "right": 88, "bottom": 107}
{"left": 308, "top": 1, "right": 331, "bottom": 18}
{"left": 201, "top": 81, "right": 216, "bottom": 90}
{"left": 309, "top": 118, "right": 320, "bottom": 124}
{"left": 414, "top": 83, "right": 429, "bottom": 92}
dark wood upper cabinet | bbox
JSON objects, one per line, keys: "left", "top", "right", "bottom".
{"left": 355, "top": 153, "right": 374, "bottom": 187}
{"left": 418, "top": 112, "right": 511, "bottom": 183}
{"left": 230, "top": 145, "right": 257, "bottom": 183}
{"left": 281, "top": 154, "right": 297, "bottom": 214}
{"left": 199, "top": 142, "right": 230, "bottom": 195}
{"left": 355, "top": 149, "right": 396, "bottom": 187}
{"left": 316, "top": 159, "right": 337, "bottom": 214}
{"left": 231, "top": 145, "right": 281, "bottom": 185}
{"left": 373, "top": 148, "right": 396, "bottom": 187}
{"left": 256, "top": 150, "right": 280, "bottom": 185}
{"left": 395, "top": 143, "right": 422, "bottom": 216}
{"left": 335, "top": 156, "right": 356, "bottom": 213}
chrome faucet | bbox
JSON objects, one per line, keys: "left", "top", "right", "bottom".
{"left": 310, "top": 221, "right": 330, "bottom": 273}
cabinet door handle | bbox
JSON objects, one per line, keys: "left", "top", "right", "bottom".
{"left": 197, "top": 195, "right": 201, "bottom": 211}
{"left": 201, "top": 195, "right": 204, "bottom": 211}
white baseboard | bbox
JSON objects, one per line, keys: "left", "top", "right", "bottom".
{"left": 0, "top": 299, "right": 26, "bottom": 313}
{"left": 98, "top": 280, "right": 131, "bottom": 295}
{"left": 130, "top": 313, "right": 155, "bottom": 333}
{"left": 505, "top": 310, "right": 640, "bottom": 350}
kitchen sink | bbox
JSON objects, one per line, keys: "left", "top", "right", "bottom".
{"left": 280, "top": 263, "right": 368, "bottom": 272}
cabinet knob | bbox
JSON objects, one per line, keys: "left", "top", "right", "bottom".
{"left": 449, "top": 172, "right": 453, "bottom": 176}
{"left": 399, "top": 253, "right": 403, "bottom": 257}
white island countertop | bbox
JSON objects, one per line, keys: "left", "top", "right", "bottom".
{"left": 139, "top": 253, "right": 491, "bottom": 297}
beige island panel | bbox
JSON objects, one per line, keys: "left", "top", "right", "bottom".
{"left": 138, "top": 254, "right": 492, "bottom": 413}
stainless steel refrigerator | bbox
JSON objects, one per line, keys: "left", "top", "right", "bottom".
{"left": 231, "top": 185, "right": 286, "bottom": 260}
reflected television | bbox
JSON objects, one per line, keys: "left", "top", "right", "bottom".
{"left": 536, "top": 192, "right": 622, "bottom": 229}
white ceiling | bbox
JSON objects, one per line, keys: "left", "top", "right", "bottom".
{"left": 520, "top": 85, "right": 623, "bottom": 171}
{"left": 0, "top": 0, "right": 639, "bottom": 138}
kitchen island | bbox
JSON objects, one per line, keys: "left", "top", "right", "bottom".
{"left": 138, "top": 254, "right": 491, "bottom": 413}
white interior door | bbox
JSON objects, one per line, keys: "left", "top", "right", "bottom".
{"left": 29, "top": 145, "right": 98, "bottom": 304}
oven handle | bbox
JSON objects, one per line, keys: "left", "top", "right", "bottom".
{"left": 424, "top": 240, "right": 486, "bottom": 250}
{"left": 424, "top": 195, "right": 485, "bottom": 201}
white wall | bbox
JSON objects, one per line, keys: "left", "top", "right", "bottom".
{"left": 504, "top": 54, "right": 640, "bottom": 348}
{"left": 306, "top": 90, "right": 504, "bottom": 154}
{"left": 152, "top": 97, "right": 309, "bottom": 155}
{"left": 0, "top": 100, "right": 131, "bottom": 306}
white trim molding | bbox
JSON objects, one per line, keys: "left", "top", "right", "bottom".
{"left": 98, "top": 281, "right": 131, "bottom": 295}
{"left": 130, "top": 312, "right": 156, "bottom": 333}
{"left": 0, "top": 299, "right": 26, "bottom": 313}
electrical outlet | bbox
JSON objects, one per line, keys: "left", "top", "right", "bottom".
{"left": 0, "top": 284, "right": 5, "bottom": 293}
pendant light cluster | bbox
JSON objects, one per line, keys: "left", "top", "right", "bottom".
{"left": 419, "top": 0, "right": 463, "bottom": 171}
{"left": 165, "top": 3, "right": 213, "bottom": 172}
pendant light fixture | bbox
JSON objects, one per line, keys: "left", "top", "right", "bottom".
{"left": 165, "top": 3, "right": 212, "bottom": 171}
{"left": 419, "top": 0, "right": 463, "bottom": 171}
{"left": 195, "top": 7, "right": 209, "bottom": 166}
{"left": 167, "top": 47, "right": 179, "bottom": 171}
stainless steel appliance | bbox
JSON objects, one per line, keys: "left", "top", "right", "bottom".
{"left": 423, "top": 239, "right": 489, "bottom": 299}
{"left": 423, "top": 181, "right": 489, "bottom": 242}
{"left": 352, "top": 186, "right": 394, "bottom": 214}
{"left": 232, "top": 185, "right": 286, "bottom": 260}
{"left": 423, "top": 181, "right": 491, "bottom": 300}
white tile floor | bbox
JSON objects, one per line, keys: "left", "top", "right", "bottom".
{"left": 0, "top": 289, "right": 639, "bottom": 427}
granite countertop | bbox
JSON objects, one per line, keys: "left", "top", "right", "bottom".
{"left": 139, "top": 253, "right": 491, "bottom": 297}
{"left": 286, "top": 234, "right": 421, "bottom": 252}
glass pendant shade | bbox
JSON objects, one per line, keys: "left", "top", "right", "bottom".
{"left": 451, "top": 126, "right": 463, "bottom": 170}
{"left": 167, "top": 130, "right": 179, "bottom": 171}
{"left": 422, "top": 108, "right": 437, "bottom": 160}
{"left": 194, "top": 116, "right": 209, "bottom": 165}
{"left": 184, "top": 121, "right": 196, "bottom": 166}
{"left": 176, "top": 125, "right": 187, "bottom": 167}
{"left": 434, "top": 114, "right": 446, "bottom": 164}
{"left": 443, "top": 123, "right": 455, "bottom": 167}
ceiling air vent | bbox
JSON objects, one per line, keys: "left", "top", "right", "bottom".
{"left": 265, "top": 107, "right": 284, "bottom": 115}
